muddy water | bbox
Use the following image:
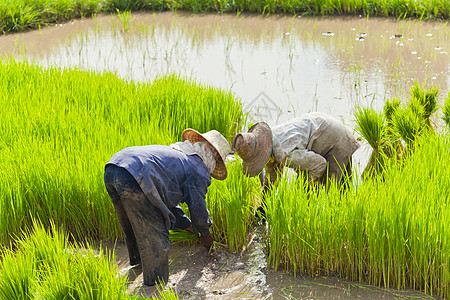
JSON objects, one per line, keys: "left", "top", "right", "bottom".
{"left": 1, "top": 12, "right": 449, "bottom": 173}
{"left": 105, "top": 231, "right": 437, "bottom": 299}
{"left": 2, "top": 13, "right": 447, "bottom": 299}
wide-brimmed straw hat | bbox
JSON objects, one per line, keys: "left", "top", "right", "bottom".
{"left": 182, "top": 129, "right": 232, "bottom": 180}
{"left": 232, "top": 122, "right": 273, "bottom": 177}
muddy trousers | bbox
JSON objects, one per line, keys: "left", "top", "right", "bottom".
{"left": 104, "top": 164, "right": 170, "bottom": 286}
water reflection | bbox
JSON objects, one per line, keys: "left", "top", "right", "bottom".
{"left": 1, "top": 12, "right": 449, "bottom": 172}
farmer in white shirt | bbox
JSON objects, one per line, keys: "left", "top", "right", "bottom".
{"left": 232, "top": 112, "right": 360, "bottom": 217}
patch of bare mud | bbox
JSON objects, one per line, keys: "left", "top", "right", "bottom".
{"left": 101, "top": 230, "right": 438, "bottom": 300}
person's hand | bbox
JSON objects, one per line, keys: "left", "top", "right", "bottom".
{"left": 199, "top": 232, "right": 213, "bottom": 250}
{"left": 184, "top": 225, "right": 195, "bottom": 234}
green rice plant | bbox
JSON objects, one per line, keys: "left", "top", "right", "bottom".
{"left": 354, "top": 106, "right": 385, "bottom": 151}
{"left": 353, "top": 106, "right": 390, "bottom": 178}
{"left": 0, "top": 249, "right": 35, "bottom": 300}
{"left": 392, "top": 105, "right": 425, "bottom": 151}
{"left": 264, "top": 169, "right": 312, "bottom": 275}
{"left": 264, "top": 132, "right": 449, "bottom": 299}
{"left": 442, "top": 91, "right": 450, "bottom": 126}
{"left": 206, "top": 156, "right": 260, "bottom": 253}
{"left": 384, "top": 98, "right": 401, "bottom": 126}
{"left": 116, "top": 9, "right": 134, "bottom": 32}
{"left": 0, "top": 59, "right": 244, "bottom": 245}
{"left": 410, "top": 82, "right": 439, "bottom": 129}
{"left": 153, "top": 284, "right": 179, "bottom": 300}
{"left": 169, "top": 228, "right": 198, "bottom": 245}
{"left": 0, "top": 221, "right": 132, "bottom": 300}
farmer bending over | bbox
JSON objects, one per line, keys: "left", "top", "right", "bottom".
{"left": 232, "top": 112, "right": 360, "bottom": 218}
{"left": 104, "top": 129, "right": 231, "bottom": 286}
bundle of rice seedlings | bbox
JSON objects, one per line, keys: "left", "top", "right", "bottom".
{"left": 410, "top": 82, "right": 439, "bottom": 129}
{"left": 383, "top": 98, "right": 403, "bottom": 160}
{"left": 354, "top": 106, "right": 388, "bottom": 178}
{"left": 384, "top": 98, "right": 401, "bottom": 125}
{"left": 392, "top": 106, "right": 424, "bottom": 152}
{"left": 169, "top": 228, "right": 198, "bottom": 245}
{"left": 442, "top": 91, "right": 450, "bottom": 126}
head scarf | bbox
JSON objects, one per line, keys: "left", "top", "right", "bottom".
{"left": 171, "top": 140, "right": 216, "bottom": 173}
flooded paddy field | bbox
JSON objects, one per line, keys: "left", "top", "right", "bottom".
{"left": 105, "top": 232, "right": 439, "bottom": 299}
{"left": 2, "top": 11, "right": 450, "bottom": 173}
{"left": 1, "top": 12, "right": 448, "bottom": 299}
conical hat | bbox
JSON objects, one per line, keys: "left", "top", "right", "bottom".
{"left": 182, "top": 129, "right": 232, "bottom": 180}
{"left": 232, "top": 122, "right": 273, "bottom": 177}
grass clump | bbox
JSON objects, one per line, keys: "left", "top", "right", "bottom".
{"left": 0, "top": 221, "right": 182, "bottom": 299}
{"left": 0, "top": 221, "right": 130, "bottom": 300}
{"left": 354, "top": 82, "right": 440, "bottom": 178}
{"left": 264, "top": 132, "right": 449, "bottom": 299}
{"left": 0, "top": 58, "right": 244, "bottom": 245}
{"left": 442, "top": 91, "right": 450, "bottom": 127}
{"left": 206, "top": 156, "right": 261, "bottom": 253}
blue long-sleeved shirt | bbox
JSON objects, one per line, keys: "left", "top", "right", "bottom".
{"left": 106, "top": 145, "right": 212, "bottom": 237}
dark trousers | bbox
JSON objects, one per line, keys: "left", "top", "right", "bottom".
{"left": 104, "top": 164, "right": 169, "bottom": 286}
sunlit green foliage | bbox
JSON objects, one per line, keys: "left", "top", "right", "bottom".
{"left": 443, "top": 91, "right": 450, "bottom": 126}
{"left": 353, "top": 106, "right": 390, "bottom": 178}
{"left": 0, "top": 221, "right": 130, "bottom": 300}
{"left": 0, "top": 59, "right": 244, "bottom": 244}
{"left": 410, "top": 81, "right": 439, "bottom": 128}
{"left": 0, "top": 221, "right": 182, "bottom": 299}
{"left": 207, "top": 157, "right": 261, "bottom": 253}
{"left": 264, "top": 133, "right": 449, "bottom": 299}
{"left": 354, "top": 83, "right": 440, "bottom": 178}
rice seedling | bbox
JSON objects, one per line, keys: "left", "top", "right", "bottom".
{"left": 442, "top": 91, "right": 450, "bottom": 126}
{"left": 169, "top": 228, "right": 198, "bottom": 245}
{"left": 116, "top": 9, "right": 134, "bottom": 32}
{"left": 392, "top": 105, "right": 425, "bottom": 150}
{"left": 206, "top": 156, "right": 261, "bottom": 253}
{"left": 353, "top": 105, "right": 390, "bottom": 178}
{"left": 383, "top": 98, "right": 404, "bottom": 157}
{"left": 0, "top": 221, "right": 131, "bottom": 300}
{"left": 264, "top": 132, "right": 449, "bottom": 299}
{"left": 355, "top": 81, "right": 443, "bottom": 178}
{"left": 0, "top": 59, "right": 245, "bottom": 245}
{"left": 409, "top": 81, "right": 439, "bottom": 129}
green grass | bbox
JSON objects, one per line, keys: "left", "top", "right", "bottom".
{"left": 206, "top": 156, "right": 261, "bottom": 253}
{"left": 0, "top": 221, "right": 130, "bottom": 300}
{"left": 354, "top": 83, "right": 441, "bottom": 178}
{"left": 0, "top": 58, "right": 245, "bottom": 244}
{"left": 2, "top": 0, "right": 450, "bottom": 34}
{"left": 264, "top": 132, "right": 449, "bottom": 299}
{"left": 0, "top": 221, "right": 181, "bottom": 299}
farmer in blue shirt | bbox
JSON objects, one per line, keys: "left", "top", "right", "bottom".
{"left": 104, "top": 129, "right": 231, "bottom": 286}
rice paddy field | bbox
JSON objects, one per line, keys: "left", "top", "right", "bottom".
{"left": 0, "top": 1, "right": 450, "bottom": 299}
{"left": 2, "top": 0, "right": 450, "bottom": 34}
{"left": 1, "top": 56, "right": 449, "bottom": 299}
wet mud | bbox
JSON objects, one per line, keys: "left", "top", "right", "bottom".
{"left": 104, "top": 229, "right": 437, "bottom": 299}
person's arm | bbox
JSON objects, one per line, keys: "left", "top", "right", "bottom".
{"left": 281, "top": 149, "right": 327, "bottom": 182}
{"left": 184, "top": 184, "right": 213, "bottom": 249}
{"left": 169, "top": 205, "right": 192, "bottom": 230}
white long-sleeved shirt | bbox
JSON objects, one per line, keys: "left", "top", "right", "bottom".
{"left": 271, "top": 112, "right": 360, "bottom": 181}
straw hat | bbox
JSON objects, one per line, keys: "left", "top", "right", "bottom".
{"left": 182, "top": 129, "right": 232, "bottom": 180}
{"left": 232, "top": 122, "right": 273, "bottom": 177}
